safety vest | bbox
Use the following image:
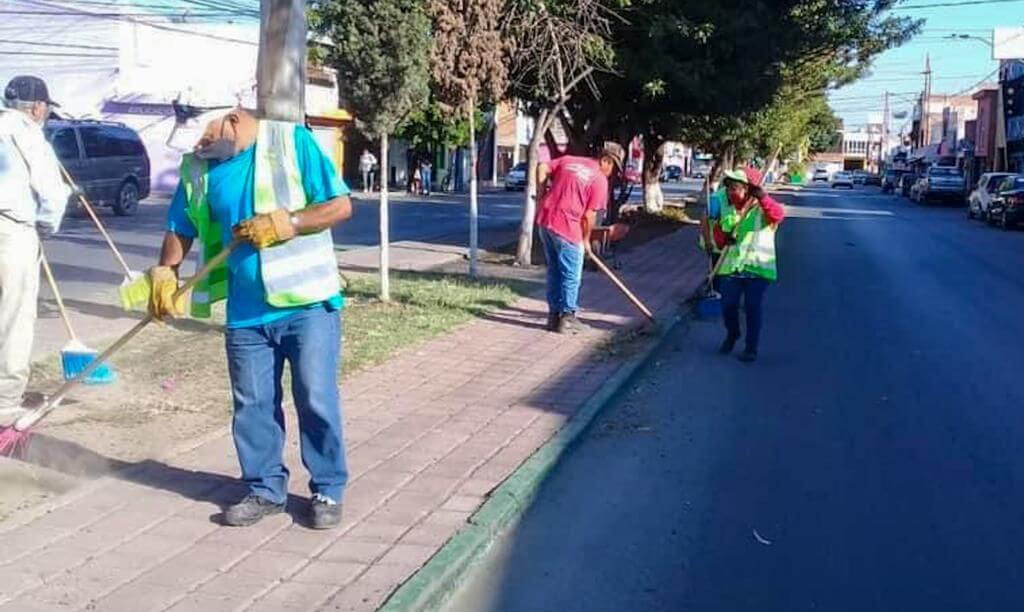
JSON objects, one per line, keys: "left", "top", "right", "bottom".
{"left": 716, "top": 199, "right": 778, "bottom": 281}
{"left": 180, "top": 120, "right": 341, "bottom": 318}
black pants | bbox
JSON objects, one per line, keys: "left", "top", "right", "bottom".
{"left": 720, "top": 275, "right": 770, "bottom": 352}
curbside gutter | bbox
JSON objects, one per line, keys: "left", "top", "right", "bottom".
{"left": 379, "top": 310, "right": 690, "bottom": 612}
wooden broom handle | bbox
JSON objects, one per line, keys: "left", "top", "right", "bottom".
{"left": 38, "top": 250, "right": 77, "bottom": 341}
{"left": 14, "top": 240, "right": 241, "bottom": 431}
{"left": 586, "top": 250, "right": 655, "bottom": 322}
{"left": 58, "top": 164, "right": 134, "bottom": 278}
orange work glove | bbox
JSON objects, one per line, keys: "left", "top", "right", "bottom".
{"left": 233, "top": 209, "right": 296, "bottom": 249}
{"left": 147, "top": 266, "right": 187, "bottom": 320}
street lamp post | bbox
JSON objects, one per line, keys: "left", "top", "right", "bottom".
{"left": 946, "top": 33, "right": 993, "bottom": 49}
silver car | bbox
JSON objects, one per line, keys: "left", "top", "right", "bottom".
{"left": 968, "top": 172, "right": 1015, "bottom": 221}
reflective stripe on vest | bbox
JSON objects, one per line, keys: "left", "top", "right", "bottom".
{"left": 717, "top": 203, "right": 778, "bottom": 280}
{"left": 253, "top": 120, "right": 340, "bottom": 308}
{"left": 180, "top": 121, "right": 340, "bottom": 318}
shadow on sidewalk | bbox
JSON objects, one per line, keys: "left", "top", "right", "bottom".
{"left": 11, "top": 433, "right": 317, "bottom": 527}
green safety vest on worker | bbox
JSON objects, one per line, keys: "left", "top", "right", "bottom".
{"left": 179, "top": 120, "right": 341, "bottom": 318}
{"left": 716, "top": 199, "right": 779, "bottom": 281}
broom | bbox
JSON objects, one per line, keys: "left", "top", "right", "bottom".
{"left": 0, "top": 239, "right": 240, "bottom": 455}
{"left": 57, "top": 165, "right": 150, "bottom": 311}
{"left": 586, "top": 250, "right": 655, "bottom": 322}
{"left": 39, "top": 250, "right": 116, "bottom": 384}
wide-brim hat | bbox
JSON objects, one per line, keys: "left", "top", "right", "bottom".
{"left": 722, "top": 169, "right": 748, "bottom": 184}
{"left": 601, "top": 142, "right": 625, "bottom": 172}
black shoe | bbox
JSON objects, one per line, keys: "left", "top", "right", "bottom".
{"left": 223, "top": 493, "right": 285, "bottom": 527}
{"left": 546, "top": 312, "right": 560, "bottom": 332}
{"left": 719, "top": 335, "right": 739, "bottom": 354}
{"left": 310, "top": 495, "right": 343, "bottom": 530}
{"left": 738, "top": 350, "right": 758, "bottom": 363}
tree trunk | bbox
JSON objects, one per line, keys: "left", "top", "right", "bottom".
{"left": 764, "top": 143, "right": 783, "bottom": 182}
{"left": 515, "top": 107, "right": 552, "bottom": 267}
{"left": 643, "top": 137, "right": 666, "bottom": 213}
{"left": 257, "top": 0, "right": 306, "bottom": 122}
{"left": 379, "top": 133, "right": 390, "bottom": 301}
{"left": 468, "top": 97, "right": 479, "bottom": 278}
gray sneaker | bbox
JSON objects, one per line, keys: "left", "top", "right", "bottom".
{"left": 558, "top": 312, "right": 585, "bottom": 334}
{"left": 224, "top": 494, "right": 285, "bottom": 527}
{"left": 310, "top": 494, "right": 343, "bottom": 530}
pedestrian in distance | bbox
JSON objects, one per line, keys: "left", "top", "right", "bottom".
{"left": 535, "top": 142, "right": 624, "bottom": 334}
{"left": 410, "top": 163, "right": 421, "bottom": 195}
{"left": 359, "top": 148, "right": 376, "bottom": 193}
{"left": 149, "top": 108, "right": 353, "bottom": 529}
{"left": 0, "top": 76, "right": 70, "bottom": 419}
{"left": 716, "top": 167, "right": 785, "bottom": 363}
{"left": 420, "top": 157, "right": 433, "bottom": 196}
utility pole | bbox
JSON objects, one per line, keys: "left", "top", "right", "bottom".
{"left": 922, "top": 54, "right": 932, "bottom": 148}
{"left": 257, "top": 0, "right": 306, "bottom": 122}
{"left": 881, "top": 90, "right": 890, "bottom": 170}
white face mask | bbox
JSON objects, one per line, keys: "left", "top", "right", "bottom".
{"left": 195, "top": 138, "right": 235, "bottom": 161}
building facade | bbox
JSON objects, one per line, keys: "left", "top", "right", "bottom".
{"left": 0, "top": 1, "right": 350, "bottom": 194}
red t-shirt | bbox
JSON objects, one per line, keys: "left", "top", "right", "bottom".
{"left": 536, "top": 156, "right": 609, "bottom": 244}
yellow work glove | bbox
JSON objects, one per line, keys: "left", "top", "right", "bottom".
{"left": 233, "top": 209, "right": 296, "bottom": 249}
{"left": 147, "top": 266, "right": 186, "bottom": 320}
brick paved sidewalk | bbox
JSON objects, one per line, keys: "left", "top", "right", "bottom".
{"left": 0, "top": 227, "right": 706, "bottom": 612}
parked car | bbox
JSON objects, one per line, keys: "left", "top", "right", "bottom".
{"left": 503, "top": 162, "right": 528, "bottom": 191}
{"left": 881, "top": 169, "right": 901, "bottom": 194}
{"left": 44, "top": 119, "right": 150, "bottom": 216}
{"left": 660, "top": 165, "right": 683, "bottom": 182}
{"left": 692, "top": 168, "right": 707, "bottom": 179}
{"left": 852, "top": 170, "right": 869, "bottom": 185}
{"left": 914, "top": 165, "right": 966, "bottom": 204}
{"left": 898, "top": 171, "right": 918, "bottom": 198}
{"left": 863, "top": 173, "right": 882, "bottom": 186}
{"left": 812, "top": 167, "right": 830, "bottom": 182}
{"left": 830, "top": 171, "right": 854, "bottom": 189}
{"left": 967, "top": 172, "right": 1015, "bottom": 220}
{"left": 988, "top": 175, "right": 1024, "bottom": 229}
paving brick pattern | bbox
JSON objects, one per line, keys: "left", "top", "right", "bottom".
{"left": 0, "top": 228, "right": 705, "bottom": 612}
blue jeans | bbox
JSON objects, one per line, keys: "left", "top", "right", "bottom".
{"left": 421, "top": 168, "right": 432, "bottom": 194}
{"left": 720, "top": 275, "right": 770, "bottom": 353}
{"left": 225, "top": 306, "right": 347, "bottom": 504}
{"left": 540, "top": 226, "right": 584, "bottom": 314}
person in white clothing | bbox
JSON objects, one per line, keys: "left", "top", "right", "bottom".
{"left": 0, "top": 76, "right": 70, "bottom": 417}
{"left": 359, "top": 149, "right": 377, "bottom": 193}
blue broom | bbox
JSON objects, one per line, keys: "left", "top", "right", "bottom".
{"left": 39, "top": 251, "right": 116, "bottom": 384}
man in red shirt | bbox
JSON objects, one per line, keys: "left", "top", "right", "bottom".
{"left": 536, "top": 142, "right": 624, "bottom": 333}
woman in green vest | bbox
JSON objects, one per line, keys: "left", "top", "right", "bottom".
{"left": 716, "top": 167, "right": 785, "bottom": 363}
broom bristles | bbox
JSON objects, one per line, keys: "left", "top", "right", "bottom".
{"left": 0, "top": 426, "right": 31, "bottom": 458}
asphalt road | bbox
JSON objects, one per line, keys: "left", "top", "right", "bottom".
{"left": 40, "top": 180, "right": 699, "bottom": 304}
{"left": 444, "top": 184, "right": 1024, "bottom": 612}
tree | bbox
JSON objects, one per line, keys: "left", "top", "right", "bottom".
{"left": 428, "top": 0, "right": 509, "bottom": 277}
{"left": 311, "top": 0, "right": 431, "bottom": 300}
{"left": 503, "top": 0, "right": 617, "bottom": 266}
{"left": 558, "top": 0, "right": 920, "bottom": 208}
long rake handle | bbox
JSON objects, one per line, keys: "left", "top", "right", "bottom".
{"left": 586, "top": 250, "right": 656, "bottom": 322}
{"left": 39, "top": 249, "right": 77, "bottom": 342}
{"left": 14, "top": 240, "right": 240, "bottom": 431}
{"left": 58, "top": 164, "right": 134, "bottom": 278}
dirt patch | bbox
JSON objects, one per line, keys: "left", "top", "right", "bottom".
{"left": 0, "top": 272, "right": 531, "bottom": 522}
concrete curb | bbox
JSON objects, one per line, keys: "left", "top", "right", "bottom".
{"left": 379, "top": 310, "right": 690, "bottom": 612}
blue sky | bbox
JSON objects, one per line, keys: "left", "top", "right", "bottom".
{"left": 828, "top": 2, "right": 1020, "bottom": 132}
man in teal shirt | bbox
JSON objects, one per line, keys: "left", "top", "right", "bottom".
{"left": 154, "top": 109, "right": 352, "bottom": 529}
